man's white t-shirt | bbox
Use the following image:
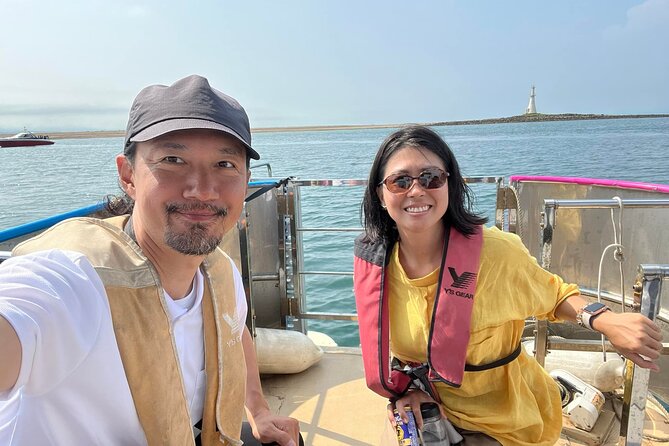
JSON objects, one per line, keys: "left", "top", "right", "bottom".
{"left": 0, "top": 249, "right": 247, "bottom": 445}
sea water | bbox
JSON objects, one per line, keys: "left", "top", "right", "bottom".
{"left": 1, "top": 118, "right": 668, "bottom": 345}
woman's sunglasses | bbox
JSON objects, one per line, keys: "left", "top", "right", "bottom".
{"left": 378, "top": 168, "right": 449, "bottom": 194}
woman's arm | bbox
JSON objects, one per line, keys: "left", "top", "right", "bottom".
{"left": 555, "top": 294, "right": 663, "bottom": 371}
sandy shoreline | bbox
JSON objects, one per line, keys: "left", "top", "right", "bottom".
{"left": 9, "top": 123, "right": 406, "bottom": 140}
{"left": 2, "top": 113, "right": 667, "bottom": 140}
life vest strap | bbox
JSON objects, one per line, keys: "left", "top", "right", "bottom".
{"left": 393, "top": 342, "right": 522, "bottom": 388}
{"left": 391, "top": 360, "right": 441, "bottom": 402}
{"left": 464, "top": 343, "right": 522, "bottom": 372}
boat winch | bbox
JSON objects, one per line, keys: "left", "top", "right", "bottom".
{"left": 551, "top": 369, "right": 605, "bottom": 432}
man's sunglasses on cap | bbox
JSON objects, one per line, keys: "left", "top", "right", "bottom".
{"left": 378, "top": 168, "right": 449, "bottom": 194}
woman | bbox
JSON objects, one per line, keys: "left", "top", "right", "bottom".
{"left": 354, "top": 125, "right": 663, "bottom": 445}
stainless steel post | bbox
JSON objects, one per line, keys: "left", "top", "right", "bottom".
{"left": 620, "top": 265, "right": 667, "bottom": 445}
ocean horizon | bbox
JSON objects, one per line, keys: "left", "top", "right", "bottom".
{"left": 2, "top": 113, "right": 668, "bottom": 139}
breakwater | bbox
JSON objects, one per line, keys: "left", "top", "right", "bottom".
{"left": 427, "top": 113, "right": 669, "bottom": 127}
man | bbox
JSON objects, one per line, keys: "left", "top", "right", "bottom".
{"left": 0, "top": 75, "right": 301, "bottom": 446}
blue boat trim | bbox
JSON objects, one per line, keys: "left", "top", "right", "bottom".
{"left": 0, "top": 181, "right": 274, "bottom": 243}
{"left": 249, "top": 180, "right": 278, "bottom": 186}
{"left": 0, "top": 202, "right": 106, "bottom": 243}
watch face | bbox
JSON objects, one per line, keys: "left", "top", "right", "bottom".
{"left": 585, "top": 302, "right": 607, "bottom": 314}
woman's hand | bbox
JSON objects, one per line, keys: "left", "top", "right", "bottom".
{"left": 557, "top": 295, "right": 663, "bottom": 372}
{"left": 387, "top": 389, "right": 446, "bottom": 430}
{"left": 593, "top": 311, "right": 663, "bottom": 371}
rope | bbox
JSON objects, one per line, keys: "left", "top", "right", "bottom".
{"left": 595, "top": 196, "right": 626, "bottom": 362}
{"left": 611, "top": 196, "right": 626, "bottom": 313}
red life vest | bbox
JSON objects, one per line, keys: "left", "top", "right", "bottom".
{"left": 354, "top": 225, "right": 483, "bottom": 398}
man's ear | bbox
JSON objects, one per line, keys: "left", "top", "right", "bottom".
{"left": 116, "top": 154, "right": 136, "bottom": 199}
{"left": 245, "top": 168, "right": 251, "bottom": 193}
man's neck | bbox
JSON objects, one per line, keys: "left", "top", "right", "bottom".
{"left": 126, "top": 217, "right": 203, "bottom": 300}
{"left": 144, "top": 242, "right": 203, "bottom": 299}
{"left": 152, "top": 253, "right": 202, "bottom": 300}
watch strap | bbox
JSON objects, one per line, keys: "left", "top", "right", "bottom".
{"left": 577, "top": 303, "right": 611, "bottom": 330}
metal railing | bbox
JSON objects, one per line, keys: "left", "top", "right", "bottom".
{"left": 277, "top": 177, "right": 503, "bottom": 323}
{"left": 540, "top": 198, "right": 669, "bottom": 271}
{"left": 285, "top": 179, "right": 366, "bottom": 323}
{"left": 250, "top": 162, "right": 273, "bottom": 177}
{"left": 535, "top": 197, "right": 669, "bottom": 362}
{"left": 620, "top": 265, "right": 669, "bottom": 446}
{"left": 531, "top": 197, "right": 669, "bottom": 446}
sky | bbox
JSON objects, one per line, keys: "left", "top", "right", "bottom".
{"left": 1, "top": 0, "right": 668, "bottom": 132}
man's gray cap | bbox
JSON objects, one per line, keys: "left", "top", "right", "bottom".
{"left": 125, "top": 75, "right": 259, "bottom": 160}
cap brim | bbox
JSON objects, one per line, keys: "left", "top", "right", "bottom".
{"left": 130, "top": 118, "right": 260, "bottom": 160}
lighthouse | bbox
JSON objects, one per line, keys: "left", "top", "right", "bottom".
{"left": 525, "top": 85, "right": 537, "bottom": 114}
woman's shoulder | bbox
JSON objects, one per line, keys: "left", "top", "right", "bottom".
{"left": 354, "top": 233, "right": 392, "bottom": 262}
{"left": 482, "top": 226, "right": 525, "bottom": 248}
{"left": 480, "top": 226, "right": 533, "bottom": 263}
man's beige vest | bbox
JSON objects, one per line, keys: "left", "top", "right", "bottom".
{"left": 13, "top": 216, "right": 246, "bottom": 446}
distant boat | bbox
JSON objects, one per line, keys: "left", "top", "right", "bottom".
{"left": 0, "top": 130, "right": 54, "bottom": 148}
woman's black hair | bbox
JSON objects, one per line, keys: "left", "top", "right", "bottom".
{"left": 361, "top": 125, "right": 487, "bottom": 243}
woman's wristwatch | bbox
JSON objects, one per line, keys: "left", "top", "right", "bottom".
{"left": 576, "top": 302, "right": 611, "bottom": 330}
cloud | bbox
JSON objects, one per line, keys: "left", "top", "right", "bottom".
{"left": 626, "top": 0, "right": 669, "bottom": 29}
{"left": 604, "top": 0, "right": 669, "bottom": 38}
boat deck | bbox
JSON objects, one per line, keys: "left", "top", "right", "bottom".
{"left": 261, "top": 348, "right": 669, "bottom": 446}
{"left": 262, "top": 347, "right": 388, "bottom": 445}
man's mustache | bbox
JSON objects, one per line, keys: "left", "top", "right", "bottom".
{"left": 166, "top": 202, "right": 228, "bottom": 217}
